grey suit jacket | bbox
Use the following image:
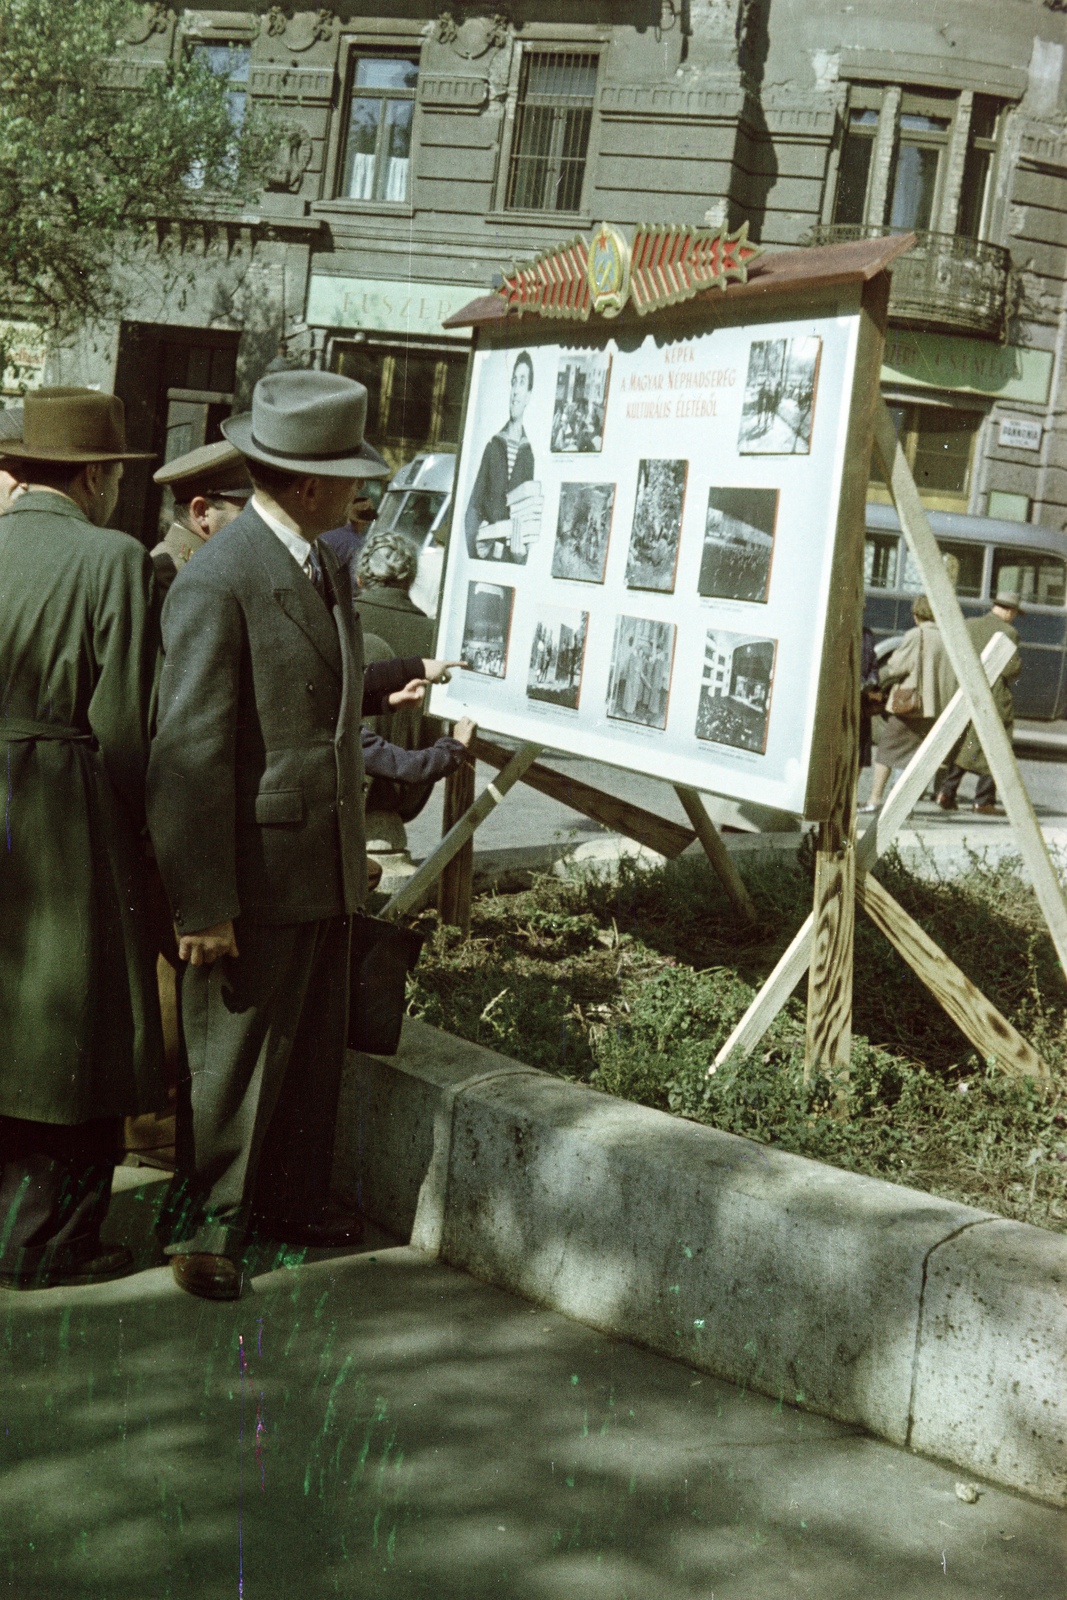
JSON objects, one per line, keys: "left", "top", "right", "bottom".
{"left": 146, "top": 503, "right": 419, "bottom": 930}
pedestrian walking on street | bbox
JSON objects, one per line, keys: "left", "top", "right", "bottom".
{"left": 936, "top": 591, "right": 1022, "bottom": 815}
{"left": 0, "top": 388, "right": 163, "bottom": 1290}
{"left": 862, "top": 594, "right": 958, "bottom": 813}
{"left": 146, "top": 371, "right": 460, "bottom": 1301}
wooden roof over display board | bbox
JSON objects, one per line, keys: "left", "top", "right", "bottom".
{"left": 444, "top": 231, "right": 917, "bottom": 332}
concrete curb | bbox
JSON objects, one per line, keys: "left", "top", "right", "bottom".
{"left": 333, "top": 1018, "right": 1067, "bottom": 1508}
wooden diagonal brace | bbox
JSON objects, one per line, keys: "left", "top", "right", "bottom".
{"left": 674, "top": 785, "right": 758, "bottom": 924}
{"left": 474, "top": 735, "right": 696, "bottom": 859}
{"left": 713, "top": 630, "right": 1020, "bottom": 1070}
{"left": 855, "top": 871, "right": 1047, "bottom": 1079}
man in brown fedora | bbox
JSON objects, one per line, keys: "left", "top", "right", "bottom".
{"left": 0, "top": 387, "right": 164, "bottom": 1289}
{"left": 147, "top": 370, "right": 460, "bottom": 1300}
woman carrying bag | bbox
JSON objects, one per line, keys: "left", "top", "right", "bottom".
{"left": 862, "top": 594, "right": 958, "bottom": 814}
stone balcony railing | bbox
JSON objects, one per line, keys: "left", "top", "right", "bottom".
{"left": 806, "top": 224, "right": 1011, "bottom": 338}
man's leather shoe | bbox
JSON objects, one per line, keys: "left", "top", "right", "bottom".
{"left": 936, "top": 791, "right": 957, "bottom": 811}
{"left": 255, "top": 1202, "right": 364, "bottom": 1249}
{"left": 973, "top": 803, "right": 1000, "bottom": 815}
{"left": 171, "top": 1253, "right": 243, "bottom": 1301}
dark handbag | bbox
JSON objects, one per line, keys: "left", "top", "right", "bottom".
{"left": 347, "top": 914, "right": 425, "bottom": 1056}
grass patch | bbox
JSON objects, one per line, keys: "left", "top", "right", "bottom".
{"left": 401, "top": 845, "right": 1067, "bottom": 1233}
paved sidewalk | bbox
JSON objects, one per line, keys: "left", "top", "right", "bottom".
{"left": 1, "top": 1168, "right": 1062, "bottom": 1599}
{"left": 400, "top": 749, "right": 1067, "bottom": 885}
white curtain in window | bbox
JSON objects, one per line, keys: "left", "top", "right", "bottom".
{"left": 347, "top": 152, "right": 376, "bottom": 200}
{"left": 384, "top": 157, "right": 409, "bottom": 203}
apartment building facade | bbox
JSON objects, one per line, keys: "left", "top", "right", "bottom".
{"left": 16, "top": 0, "right": 1067, "bottom": 548}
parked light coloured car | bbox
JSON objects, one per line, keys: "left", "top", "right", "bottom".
{"left": 367, "top": 451, "right": 455, "bottom": 619}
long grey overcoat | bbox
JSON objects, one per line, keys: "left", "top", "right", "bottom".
{"left": 0, "top": 492, "right": 165, "bottom": 1123}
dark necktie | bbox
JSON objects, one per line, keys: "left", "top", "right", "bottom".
{"left": 303, "top": 542, "right": 324, "bottom": 599}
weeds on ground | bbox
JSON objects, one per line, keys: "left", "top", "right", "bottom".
{"left": 404, "top": 848, "right": 1067, "bottom": 1233}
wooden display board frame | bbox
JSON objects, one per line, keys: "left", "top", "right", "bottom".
{"left": 380, "top": 232, "right": 1067, "bottom": 1083}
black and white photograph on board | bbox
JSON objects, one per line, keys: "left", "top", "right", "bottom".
{"left": 551, "top": 481, "right": 616, "bottom": 582}
{"left": 606, "top": 616, "right": 676, "bottom": 730}
{"left": 461, "top": 582, "right": 514, "bottom": 678}
{"left": 464, "top": 348, "right": 543, "bottom": 563}
{"left": 737, "top": 336, "right": 821, "bottom": 455}
{"left": 550, "top": 350, "right": 612, "bottom": 453}
{"left": 624, "top": 458, "right": 688, "bottom": 592}
{"left": 698, "top": 486, "right": 779, "bottom": 603}
{"left": 695, "top": 629, "right": 777, "bottom": 753}
{"left": 527, "top": 606, "right": 589, "bottom": 709}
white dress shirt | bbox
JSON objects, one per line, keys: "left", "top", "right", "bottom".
{"left": 252, "top": 494, "right": 319, "bottom": 585}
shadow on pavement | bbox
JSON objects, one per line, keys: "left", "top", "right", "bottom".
{"left": 0, "top": 1176, "right": 1062, "bottom": 1600}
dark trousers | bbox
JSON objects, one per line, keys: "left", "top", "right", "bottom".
{"left": 161, "top": 915, "right": 350, "bottom": 1259}
{"left": 938, "top": 765, "right": 996, "bottom": 807}
{"left": 0, "top": 1116, "right": 121, "bottom": 1275}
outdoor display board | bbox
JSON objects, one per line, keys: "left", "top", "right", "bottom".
{"left": 430, "top": 289, "right": 865, "bottom": 817}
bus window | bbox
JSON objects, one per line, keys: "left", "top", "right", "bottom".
{"left": 938, "top": 540, "right": 985, "bottom": 598}
{"left": 901, "top": 539, "right": 983, "bottom": 597}
{"left": 864, "top": 533, "right": 898, "bottom": 588}
{"left": 993, "top": 549, "right": 1066, "bottom": 607}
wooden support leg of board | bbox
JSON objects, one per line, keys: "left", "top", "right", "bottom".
{"left": 804, "top": 821, "right": 856, "bottom": 1085}
{"left": 474, "top": 735, "right": 696, "bottom": 859}
{"left": 438, "top": 748, "right": 476, "bottom": 934}
{"left": 381, "top": 742, "right": 543, "bottom": 921}
{"left": 713, "top": 631, "right": 1018, "bottom": 1071}
{"left": 674, "top": 785, "right": 758, "bottom": 924}
{"left": 856, "top": 871, "right": 1047, "bottom": 1079}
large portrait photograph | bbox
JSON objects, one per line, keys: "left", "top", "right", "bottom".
{"left": 698, "top": 487, "right": 779, "bottom": 603}
{"left": 550, "top": 350, "right": 612, "bottom": 453}
{"left": 551, "top": 481, "right": 616, "bottom": 582}
{"left": 464, "top": 348, "right": 544, "bottom": 564}
{"left": 738, "top": 336, "right": 821, "bottom": 456}
{"left": 606, "top": 616, "right": 676, "bottom": 731}
{"left": 461, "top": 582, "right": 514, "bottom": 678}
{"left": 527, "top": 606, "right": 589, "bottom": 710}
{"left": 624, "top": 459, "right": 688, "bottom": 593}
{"left": 695, "top": 629, "right": 777, "bottom": 753}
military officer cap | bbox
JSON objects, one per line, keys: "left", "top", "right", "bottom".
{"left": 153, "top": 438, "right": 253, "bottom": 503}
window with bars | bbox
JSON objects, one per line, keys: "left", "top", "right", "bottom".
{"left": 505, "top": 51, "right": 597, "bottom": 213}
{"left": 340, "top": 57, "right": 419, "bottom": 204}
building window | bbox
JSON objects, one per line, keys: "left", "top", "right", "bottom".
{"left": 870, "top": 402, "right": 983, "bottom": 512}
{"left": 185, "top": 43, "right": 251, "bottom": 189}
{"left": 887, "top": 93, "right": 954, "bottom": 232}
{"left": 832, "top": 86, "right": 1001, "bottom": 241}
{"left": 331, "top": 341, "right": 466, "bottom": 472}
{"left": 505, "top": 51, "right": 597, "bottom": 213}
{"left": 993, "top": 547, "right": 1065, "bottom": 608}
{"left": 833, "top": 105, "right": 879, "bottom": 226}
{"left": 340, "top": 57, "right": 418, "bottom": 203}
{"left": 957, "top": 96, "right": 1000, "bottom": 241}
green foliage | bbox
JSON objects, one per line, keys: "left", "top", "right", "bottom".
{"left": 406, "top": 846, "right": 1067, "bottom": 1232}
{"left": 0, "top": 0, "right": 279, "bottom": 341}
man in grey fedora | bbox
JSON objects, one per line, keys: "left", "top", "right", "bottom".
{"left": 147, "top": 370, "right": 459, "bottom": 1301}
{"left": 0, "top": 387, "right": 163, "bottom": 1289}
{"left": 936, "top": 588, "right": 1023, "bottom": 815}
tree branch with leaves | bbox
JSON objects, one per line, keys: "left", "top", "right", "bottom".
{"left": 0, "top": 0, "right": 280, "bottom": 368}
